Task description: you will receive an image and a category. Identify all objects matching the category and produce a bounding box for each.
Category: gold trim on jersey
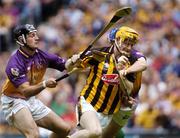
[131,72,142,97]
[18,49,29,58]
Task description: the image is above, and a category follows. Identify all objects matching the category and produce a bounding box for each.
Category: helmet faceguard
[13,24,37,46]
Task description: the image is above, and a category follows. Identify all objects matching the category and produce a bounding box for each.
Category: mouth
[35,41,39,45]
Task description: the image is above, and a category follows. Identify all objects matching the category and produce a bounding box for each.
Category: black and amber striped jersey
[80,46,146,115]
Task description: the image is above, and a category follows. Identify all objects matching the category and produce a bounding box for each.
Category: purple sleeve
[6,57,28,87]
[133,50,146,59]
[41,50,66,71]
[130,49,146,61]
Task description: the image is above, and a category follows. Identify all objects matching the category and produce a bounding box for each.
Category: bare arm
[114,55,134,94]
[17,78,57,98]
[119,74,133,95]
[126,57,147,74]
[117,56,145,108]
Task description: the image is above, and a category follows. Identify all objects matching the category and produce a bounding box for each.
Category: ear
[16,34,26,46]
[18,36,24,43]
[18,34,26,44]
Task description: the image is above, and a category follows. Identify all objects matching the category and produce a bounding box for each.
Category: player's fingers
[71,54,81,63]
[118,56,128,64]
[46,79,57,87]
[119,70,127,76]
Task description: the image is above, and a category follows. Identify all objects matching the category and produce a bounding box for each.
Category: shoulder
[36,48,59,58]
[6,52,26,76]
[7,50,23,66]
[36,48,49,56]
[131,49,146,59]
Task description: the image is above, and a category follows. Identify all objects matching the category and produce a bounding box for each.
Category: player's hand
[119,69,128,76]
[118,55,129,64]
[128,97,137,105]
[116,55,130,76]
[121,96,137,109]
[65,53,82,71]
[71,53,81,64]
[117,55,129,70]
[44,78,57,88]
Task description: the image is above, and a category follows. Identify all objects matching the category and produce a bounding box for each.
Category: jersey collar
[18,48,38,58]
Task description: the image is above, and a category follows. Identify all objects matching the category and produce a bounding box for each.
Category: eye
[28,32,36,38]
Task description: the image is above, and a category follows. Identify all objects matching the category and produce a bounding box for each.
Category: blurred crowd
[0,0,179,136]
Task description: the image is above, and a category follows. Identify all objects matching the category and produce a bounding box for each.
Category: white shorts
[77,96,134,128]
[0,94,51,125]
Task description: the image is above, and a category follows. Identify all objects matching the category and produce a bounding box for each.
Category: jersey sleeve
[131,49,146,60]
[6,58,28,88]
[126,50,146,82]
[80,51,102,68]
[41,50,66,71]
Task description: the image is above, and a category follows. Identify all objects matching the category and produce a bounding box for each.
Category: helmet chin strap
[17,34,36,52]
[114,39,131,57]
[114,39,123,57]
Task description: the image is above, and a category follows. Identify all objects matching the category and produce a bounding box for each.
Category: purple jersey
[2,48,66,98]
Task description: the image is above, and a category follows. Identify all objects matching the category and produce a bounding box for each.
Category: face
[26,31,39,49]
[114,37,135,57]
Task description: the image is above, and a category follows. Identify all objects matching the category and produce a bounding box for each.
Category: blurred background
[0,0,179,138]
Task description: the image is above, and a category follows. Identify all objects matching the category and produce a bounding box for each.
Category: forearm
[119,74,133,94]
[116,55,134,93]
[18,82,45,98]
[126,57,147,74]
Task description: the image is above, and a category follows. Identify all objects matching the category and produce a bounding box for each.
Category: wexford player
[0,24,79,138]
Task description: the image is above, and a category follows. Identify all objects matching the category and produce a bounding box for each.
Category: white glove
[119,69,128,76]
[71,54,80,64]
[65,53,82,71]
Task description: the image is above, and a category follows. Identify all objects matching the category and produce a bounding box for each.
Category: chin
[33,46,38,49]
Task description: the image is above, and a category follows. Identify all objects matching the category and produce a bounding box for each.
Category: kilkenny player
[69,26,147,138]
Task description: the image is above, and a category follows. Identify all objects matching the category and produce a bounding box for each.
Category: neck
[20,46,36,56]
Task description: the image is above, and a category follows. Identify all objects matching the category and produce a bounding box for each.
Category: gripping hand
[117,55,130,76]
[65,53,82,71]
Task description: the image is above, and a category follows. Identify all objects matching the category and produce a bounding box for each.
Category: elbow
[20,89,31,98]
[22,91,30,98]
[133,58,147,73]
[139,58,147,71]
[142,63,147,71]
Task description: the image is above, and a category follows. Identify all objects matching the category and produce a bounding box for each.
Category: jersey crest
[101,74,119,85]
[10,68,19,77]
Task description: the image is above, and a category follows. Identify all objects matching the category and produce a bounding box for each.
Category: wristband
[42,80,47,88]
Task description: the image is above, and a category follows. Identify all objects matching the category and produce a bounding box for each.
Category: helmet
[13,24,37,43]
[115,26,139,44]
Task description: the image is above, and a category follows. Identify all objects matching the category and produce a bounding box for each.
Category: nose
[126,44,132,50]
[35,35,39,40]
